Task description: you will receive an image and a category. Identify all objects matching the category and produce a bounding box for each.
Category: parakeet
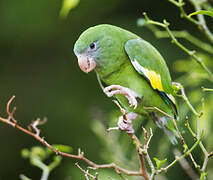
[73,24,178,144]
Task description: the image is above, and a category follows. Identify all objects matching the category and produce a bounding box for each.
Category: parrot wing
[125,38,177,116]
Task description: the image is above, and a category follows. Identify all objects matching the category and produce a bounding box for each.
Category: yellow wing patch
[131,59,164,91]
[145,69,164,91]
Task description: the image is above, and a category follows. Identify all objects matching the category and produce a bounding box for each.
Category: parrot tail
[161,125,178,145]
[149,112,178,145]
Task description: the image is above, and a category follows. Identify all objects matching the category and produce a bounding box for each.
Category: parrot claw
[117,112,138,134]
[104,85,141,109]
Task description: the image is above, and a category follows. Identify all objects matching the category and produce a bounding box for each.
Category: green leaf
[59,0,80,18]
[200,172,208,180]
[46,144,72,155]
[31,146,46,160]
[183,144,188,153]
[153,157,167,170]
[21,149,30,159]
[188,10,213,18]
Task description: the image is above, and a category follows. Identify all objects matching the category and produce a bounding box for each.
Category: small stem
[75,163,99,180]
[144,106,199,169]
[41,168,50,180]
[31,158,50,180]
[189,0,213,44]
[169,0,200,24]
[185,116,197,139]
[157,132,203,174]
[177,88,200,117]
[169,0,213,43]
[200,142,209,172]
[202,87,213,92]
[0,96,150,178]
[127,133,150,180]
[143,13,213,80]
[144,25,213,54]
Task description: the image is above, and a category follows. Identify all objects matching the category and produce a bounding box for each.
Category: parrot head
[73,24,134,76]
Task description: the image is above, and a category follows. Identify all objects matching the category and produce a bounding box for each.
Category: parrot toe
[104,85,141,109]
[117,112,138,134]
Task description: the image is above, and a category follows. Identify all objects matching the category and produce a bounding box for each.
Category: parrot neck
[97,60,133,86]
[96,62,125,80]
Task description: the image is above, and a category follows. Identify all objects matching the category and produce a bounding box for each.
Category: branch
[141,128,156,180]
[201,87,213,92]
[0,96,149,178]
[175,83,212,178]
[75,162,99,180]
[169,0,213,43]
[156,132,203,174]
[143,106,200,170]
[143,12,213,81]
[168,0,200,25]
[189,0,213,44]
[141,24,213,54]
[111,100,150,180]
[176,85,200,117]
[127,133,149,180]
[185,116,197,139]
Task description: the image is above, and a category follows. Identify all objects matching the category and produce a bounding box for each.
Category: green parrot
[73,24,178,144]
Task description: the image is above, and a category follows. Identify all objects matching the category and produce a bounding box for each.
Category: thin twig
[175,84,211,178]
[176,87,200,117]
[168,0,200,25]
[0,96,146,177]
[156,132,203,174]
[112,100,150,180]
[127,133,149,180]
[201,87,213,92]
[143,106,200,169]
[142,128,156,180]
[208,151,213,158]
[143,12,213,80]
[189,0,213,44]
[117,173,128,180]
[169,0,213,43]
[143,25,213,54]
[75,162,99,180]
[185,116,197,139]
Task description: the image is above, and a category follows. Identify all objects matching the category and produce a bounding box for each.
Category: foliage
[188,10,213,18]
[20,145,72,180]
[59,0,80,18]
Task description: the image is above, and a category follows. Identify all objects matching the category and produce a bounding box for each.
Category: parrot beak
[77,54,96,73]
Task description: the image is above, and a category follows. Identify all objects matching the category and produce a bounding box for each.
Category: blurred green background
[0,0,213,179]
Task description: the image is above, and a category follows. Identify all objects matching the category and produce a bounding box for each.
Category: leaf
[46,144,72,155]
[21,149,30,159]
[153,157,167,170]
[200,172,208,180]
[183,144,188,153]
[31,146,46,160]
[59,0,80,18]
[188,10,213,18]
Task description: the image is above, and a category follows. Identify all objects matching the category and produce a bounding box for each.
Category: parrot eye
[89,42,96,50]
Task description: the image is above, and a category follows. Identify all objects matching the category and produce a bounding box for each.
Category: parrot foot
[117,112,138,134]
[104,85,141,109]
